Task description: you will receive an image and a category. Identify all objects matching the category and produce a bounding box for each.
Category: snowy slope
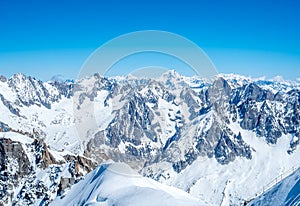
[249,167,300,206]
[0,74,81,155]
[142,128,300,205]
[51,163,208,206]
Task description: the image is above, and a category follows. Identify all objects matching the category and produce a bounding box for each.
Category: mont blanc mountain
[0,71,299,205]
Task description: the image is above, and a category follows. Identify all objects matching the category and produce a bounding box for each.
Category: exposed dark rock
[0,138,30,177]
[63,154,96,176]
[0,121,10,132]
[33,139,58,169]
[0,75,7,82]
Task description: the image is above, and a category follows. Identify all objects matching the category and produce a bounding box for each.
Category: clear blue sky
[0,0,300,80]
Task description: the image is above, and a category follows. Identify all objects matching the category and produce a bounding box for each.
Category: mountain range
[0,71,299,205]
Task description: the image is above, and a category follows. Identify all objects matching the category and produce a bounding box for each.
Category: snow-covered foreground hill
[249,167,300,205]
[0,72,300,205]
[51,163,208,206]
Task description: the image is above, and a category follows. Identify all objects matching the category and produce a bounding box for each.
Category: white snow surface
[249,167,300,205]
[0,131,34,144]
[51,163,209,206]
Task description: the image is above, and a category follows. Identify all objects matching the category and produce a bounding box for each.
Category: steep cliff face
[0,138,30,176]
[0,138,31,204]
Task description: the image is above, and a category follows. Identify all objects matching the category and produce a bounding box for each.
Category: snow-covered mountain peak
[160,69,182,79]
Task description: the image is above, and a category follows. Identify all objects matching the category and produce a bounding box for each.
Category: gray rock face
[233,83,300,146]
[214,132,252,164]
[0,122,10,132]
[0,138,30,204]
[0,138,30,176]
[107,93,155,147]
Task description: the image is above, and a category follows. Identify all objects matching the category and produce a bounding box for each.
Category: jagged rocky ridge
[77,73,299,171]
[1,72,300,168]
